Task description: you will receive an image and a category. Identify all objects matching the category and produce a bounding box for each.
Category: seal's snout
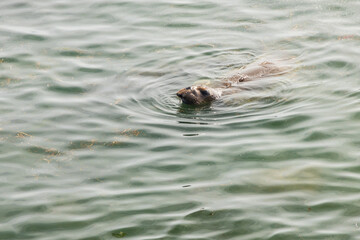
[176,87,189,99]
[176,88,191,104]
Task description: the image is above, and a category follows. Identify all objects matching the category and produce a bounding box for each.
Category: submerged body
[176,60,285,105]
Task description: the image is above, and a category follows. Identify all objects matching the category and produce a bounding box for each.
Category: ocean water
[1,0,360,239]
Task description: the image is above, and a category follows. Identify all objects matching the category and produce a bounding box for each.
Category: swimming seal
[176,60,285,105]
[176,86,222,105]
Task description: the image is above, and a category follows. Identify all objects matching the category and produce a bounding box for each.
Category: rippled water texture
[1,0,360,239]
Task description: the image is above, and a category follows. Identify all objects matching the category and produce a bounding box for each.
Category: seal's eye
[199,89,209,96]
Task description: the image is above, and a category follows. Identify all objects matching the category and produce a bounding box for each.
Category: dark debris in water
[112,231,126,238]
[47,84,88,95]
[16,131,32,138]
[185,209,216,219]
[0,76,21,86]
[182,133,199,137]
[116,128,144,137]
[67,138,140,150]
[27,146,63,156]
[68,139,97,150]
[178,121,209,125]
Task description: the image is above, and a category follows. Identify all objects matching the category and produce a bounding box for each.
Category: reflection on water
[1,0,360,239]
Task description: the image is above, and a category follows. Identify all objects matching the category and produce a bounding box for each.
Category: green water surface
[1,0,360,239]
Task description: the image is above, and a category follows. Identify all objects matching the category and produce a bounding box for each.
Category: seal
[176,60,285,105]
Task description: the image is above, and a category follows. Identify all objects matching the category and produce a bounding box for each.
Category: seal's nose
[176,92,182,98]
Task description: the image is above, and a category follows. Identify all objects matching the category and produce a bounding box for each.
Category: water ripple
[1,0,360,239]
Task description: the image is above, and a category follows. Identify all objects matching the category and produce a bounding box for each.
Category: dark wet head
[176,86,220,105]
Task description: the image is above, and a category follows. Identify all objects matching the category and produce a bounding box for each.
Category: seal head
[176,86,221,105]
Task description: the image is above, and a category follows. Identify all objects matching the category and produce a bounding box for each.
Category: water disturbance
[1,0,360,239]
